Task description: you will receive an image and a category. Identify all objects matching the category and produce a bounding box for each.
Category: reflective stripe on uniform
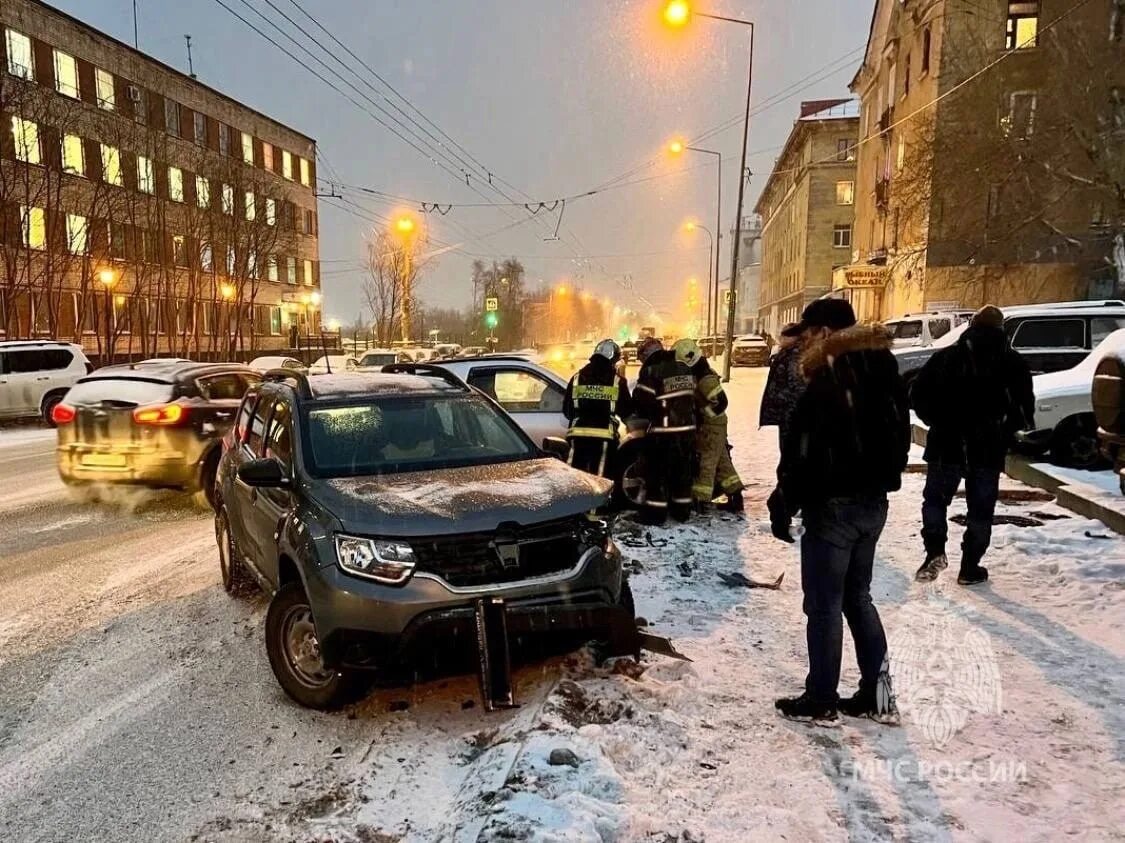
[645,500,669,509]
[650,425,696,434]
[573,383,619,402]
[634,383,657,394]
[701,406,719,418]
[658,389,695,401]
[671,497,694,505]
[720,474,744,492]
[705,384,724,401]
[567,425,615,440]
[692,483,714,499]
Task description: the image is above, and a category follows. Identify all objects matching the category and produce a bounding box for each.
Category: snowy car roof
[305,372,463,399]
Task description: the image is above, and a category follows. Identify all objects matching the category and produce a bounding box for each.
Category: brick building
[754,99,860,336]
[838,0,1124,321]
[0,0,321,359]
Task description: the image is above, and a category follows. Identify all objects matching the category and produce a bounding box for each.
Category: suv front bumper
[304,546,628,670]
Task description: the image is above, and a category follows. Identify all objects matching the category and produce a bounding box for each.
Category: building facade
[0,0,321,359]
[731,214,762,333]
[754,100,860,337]
[840,0,1124,321]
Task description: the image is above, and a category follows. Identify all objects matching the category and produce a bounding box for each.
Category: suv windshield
[358,352,397,368]
[303,394,536,477]
[888,321,924,341]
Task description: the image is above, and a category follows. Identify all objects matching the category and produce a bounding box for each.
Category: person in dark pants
[634,338,697,525]
[768,300,910,723]
[910,305,1034,585]
[562,339,633,477]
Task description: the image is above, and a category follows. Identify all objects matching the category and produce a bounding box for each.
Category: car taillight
[51,403,76,425]
[133,403,187,426]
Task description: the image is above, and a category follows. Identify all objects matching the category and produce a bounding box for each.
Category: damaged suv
[214,365,633,709]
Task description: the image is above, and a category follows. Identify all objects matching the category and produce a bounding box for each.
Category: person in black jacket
[768,299,910,724]
[910,305,1034,585]
[759,323,806,448]
[562,339,632,477]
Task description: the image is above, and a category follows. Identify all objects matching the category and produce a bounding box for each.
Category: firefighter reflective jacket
[563,355,633,440]
[634,349,697,433]
[693,361,729,427]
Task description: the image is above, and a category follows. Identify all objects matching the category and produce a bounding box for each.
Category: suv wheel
[41,392,64,427]
[1051,416,1104,470]
[266,582,357,710]
[194,450,221,511]
[216,509,252,594]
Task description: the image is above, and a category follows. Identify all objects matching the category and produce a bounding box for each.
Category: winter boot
[957,565,989,586]
[774,693,838,724]
[914,551,948,582]
[694,499,711,516]
[718,491,744,514]
[838,686,899,724]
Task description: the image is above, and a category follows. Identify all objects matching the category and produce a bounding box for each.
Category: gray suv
[214,365,633,709]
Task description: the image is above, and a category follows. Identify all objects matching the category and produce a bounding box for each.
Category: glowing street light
[219,282,236,300]
[394,215,416,235]
[310,291,322,307]
[556,285,569,296]
[663,0,692,27]
[97,267,117,287]
[668,139,685,156]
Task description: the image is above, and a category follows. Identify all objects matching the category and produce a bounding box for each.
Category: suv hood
[315,457,612,536]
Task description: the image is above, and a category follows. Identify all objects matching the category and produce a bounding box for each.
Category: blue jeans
[800,497,889,704]
[921,463,1000,568]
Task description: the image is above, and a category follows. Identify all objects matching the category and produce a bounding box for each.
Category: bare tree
[362,229,430,344]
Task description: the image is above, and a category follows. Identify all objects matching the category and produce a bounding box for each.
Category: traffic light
[484,311,499,330]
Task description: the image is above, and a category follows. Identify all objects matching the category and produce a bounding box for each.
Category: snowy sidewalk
[469,369,1124,841]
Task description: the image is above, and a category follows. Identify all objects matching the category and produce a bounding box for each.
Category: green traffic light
[484,312,499,329]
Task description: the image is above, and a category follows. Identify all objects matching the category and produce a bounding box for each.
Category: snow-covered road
[0,371,1121,842]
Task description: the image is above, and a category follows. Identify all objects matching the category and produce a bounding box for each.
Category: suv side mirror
[238,457,290,488]
[542,436,569,461]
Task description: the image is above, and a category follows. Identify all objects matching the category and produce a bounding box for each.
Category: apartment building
[0,0,321,358]
[754,100,860,337]
[839,0,1123,321]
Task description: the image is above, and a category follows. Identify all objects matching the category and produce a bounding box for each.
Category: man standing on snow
[563,339,632,477]
[759,323,806,448]
[768,300,910,724]
[910,305,1034,585]
[675,339,744,514]
[634,337,697,524]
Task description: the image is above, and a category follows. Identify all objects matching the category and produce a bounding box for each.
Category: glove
[767,487,795,544]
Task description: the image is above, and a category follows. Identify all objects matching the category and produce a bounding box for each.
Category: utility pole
[132,0,139,48]
[184,35,196,79]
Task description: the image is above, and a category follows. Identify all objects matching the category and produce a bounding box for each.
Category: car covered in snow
[884,311,972,349]
[730,334,770,367]
[1015,329,1125,468]
[308,354,359,374]
[213,364,633,709]
[248,355,306,373]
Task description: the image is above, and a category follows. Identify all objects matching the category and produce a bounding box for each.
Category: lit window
[53,49,79,98]
[266,198,276,226]
[61,133,85,176]
[267,255,278,282]
[168,166,184,202]
[11,116,40,164]
[1006,2,1039,50]
[227,246,236,275]
[66,214,88,254]
[262,142,273,171]
[286,256,297,285]
[241,131,254,164]
[222,183,234,215]
[193,112,206,147]
[304,259,314,285]
[20,206,46,250]
[165,99,181,137]
[137,156,155,194]
[172,235,188,267]
[196,176,211,208]
[5,29,34,80]
[95,68,115,110]
[299,157,310,186]
[101,144,122,186]
[282,150,293,180]
[245,191,256,221]
[833,224,852,248]
[836,181,855,205]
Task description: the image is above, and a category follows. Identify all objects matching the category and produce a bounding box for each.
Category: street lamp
[671,141,724,340]
[392,214,419,341]
[684,221,715,335]
[663,0,755,382]
[97,268,118,360]
[219,282,236,300]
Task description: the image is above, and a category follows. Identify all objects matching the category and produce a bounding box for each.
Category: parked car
[730,334,771,367]
[355,349,409,370]
[432,343,462,359]
[884,311,973,349]
[896,300,1125,386]
[308,354,359,374]
[248,356,306,373]
[53,361,259,506]
[698,335,727,358]
[1015,329,1125,468]
[213,366,633,709]
[0,340,91,425]
[436,355,569,446]
[458,346,489,358]
[1093,345,1125,492]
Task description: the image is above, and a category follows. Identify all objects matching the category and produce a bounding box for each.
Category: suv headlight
[334,535,416,584]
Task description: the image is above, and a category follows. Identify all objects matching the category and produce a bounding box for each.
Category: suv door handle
[36,376,51,381]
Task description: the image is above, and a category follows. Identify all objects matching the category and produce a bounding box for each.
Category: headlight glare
[334,535,416,584]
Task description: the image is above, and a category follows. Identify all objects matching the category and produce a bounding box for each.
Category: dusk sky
[55,0,871,324]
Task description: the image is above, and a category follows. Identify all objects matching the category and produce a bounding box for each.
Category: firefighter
[675,339,745,515]
[562,339,632,477]
[633,337,697,525]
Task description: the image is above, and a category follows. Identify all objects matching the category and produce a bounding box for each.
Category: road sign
[723,289,737,305]
[485,297,499,312]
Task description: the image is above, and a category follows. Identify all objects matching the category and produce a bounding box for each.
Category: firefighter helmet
[637,337,663,363]
[673,338,703,367]
[594,339,621,363]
